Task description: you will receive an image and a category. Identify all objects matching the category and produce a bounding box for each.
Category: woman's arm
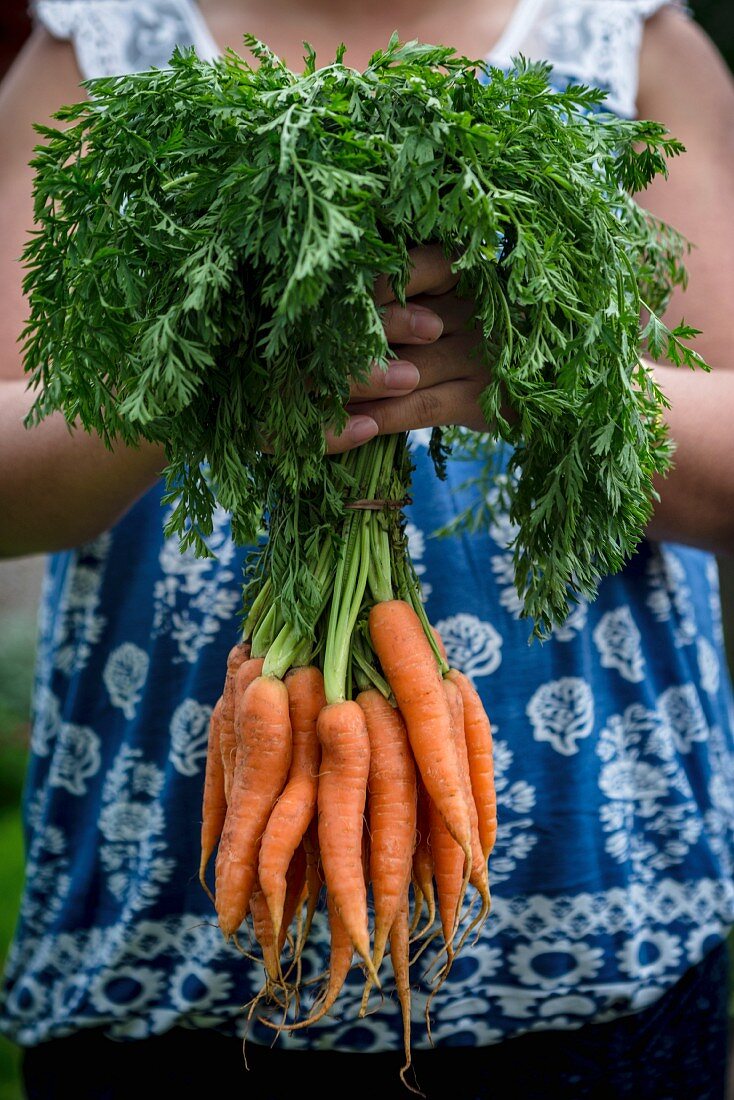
[0,29,166,558]
[634,6,734,553]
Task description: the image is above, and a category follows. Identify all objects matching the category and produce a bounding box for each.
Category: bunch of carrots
[199,590,496,1091]
[19,32,706,1096]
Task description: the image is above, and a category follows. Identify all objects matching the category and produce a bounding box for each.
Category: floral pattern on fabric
[3,434,734,1050]
[6,0,732,1055]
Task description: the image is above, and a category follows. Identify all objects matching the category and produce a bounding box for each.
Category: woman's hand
[325,244,492,453]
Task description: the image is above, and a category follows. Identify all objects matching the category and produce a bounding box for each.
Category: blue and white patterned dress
[3,0,733,1054]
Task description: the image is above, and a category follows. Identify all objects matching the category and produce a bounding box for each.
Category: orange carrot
[232,656,266,742]
[215,674,292,939]
[410,778,436,940]
[427,790,466,965]
[444,677,490,923]
[278,840,308,958]
[424,682,487,1029]
[297,815,323,957]
[356,688,417,1014]
[225,642,251,688]
[250,844,309,1000]
[199,696,226,900]
[218,642,252,802]
[258,666,324,944]
[446,669,497,862]
[390,895,422,1097]
[315,700,379,987]
[220,655,264,802]
[281,889,355,1030]
[420,781,468,1046]
[368,600,472,872]
[249,877,282,987]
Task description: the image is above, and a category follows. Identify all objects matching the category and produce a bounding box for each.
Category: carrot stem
[368,510,393,604]
[351,629,392,699]
[242,577,272,642]
[324,435,398,704]
[251,603,280,659]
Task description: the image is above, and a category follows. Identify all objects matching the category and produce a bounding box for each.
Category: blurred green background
[0,564,40,1100]
[0,2,733,1099]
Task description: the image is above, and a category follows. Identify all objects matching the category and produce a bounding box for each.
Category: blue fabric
[2,2,734,1056]
[2,434,734,1051]
[17,942,731,1098]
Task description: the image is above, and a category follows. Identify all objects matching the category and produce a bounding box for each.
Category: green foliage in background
[0,611,33,1099]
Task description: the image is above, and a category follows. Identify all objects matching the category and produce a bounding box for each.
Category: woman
[1,1,734,1097]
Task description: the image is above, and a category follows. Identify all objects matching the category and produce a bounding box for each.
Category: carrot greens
[19,35,712,1066]
[21,34,704,640]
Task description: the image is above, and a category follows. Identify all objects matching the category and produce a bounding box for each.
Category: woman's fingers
[375,244,475,345]
[346,375,490,437]
[349,323,482,405]
[324,414,380,455]
[374,243,460,306]
[323,283,485,452]
[410,291,477,334]
[348,359,421,402]
[381,291,476,345]
[381,303,444,344]
[326,332,491,452]
[386,329,486,397]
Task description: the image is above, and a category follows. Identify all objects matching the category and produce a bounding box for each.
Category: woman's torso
[4,0,733,1054]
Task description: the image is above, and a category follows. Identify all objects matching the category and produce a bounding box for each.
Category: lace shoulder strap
[30,0,690,111]
[30,0,219,79]
[488,0,691,118]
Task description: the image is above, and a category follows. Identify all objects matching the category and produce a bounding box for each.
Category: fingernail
[348,415,379,443]
[410,309,443,341]
[385,362,420,390]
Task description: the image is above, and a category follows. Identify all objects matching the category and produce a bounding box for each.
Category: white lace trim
[31,0,219,79]
[488,0,688,117]
[32,0,686,116]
